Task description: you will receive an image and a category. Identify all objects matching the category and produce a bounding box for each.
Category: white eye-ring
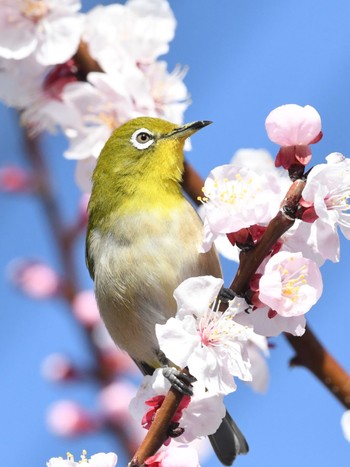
[130,128,155,150]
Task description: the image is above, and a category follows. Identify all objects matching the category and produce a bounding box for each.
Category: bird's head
[92,117,212,184]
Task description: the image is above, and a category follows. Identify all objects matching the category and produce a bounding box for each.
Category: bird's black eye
[136,132,151,144]
[130,128,155,150]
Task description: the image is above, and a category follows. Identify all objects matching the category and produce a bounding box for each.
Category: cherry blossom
[258,251,323,317]
[129,368,226,443]
[265,104,322,169]
[0,0,83,66]
[301,152,350,262]
[199,164,284,252]
[156,276,252,395]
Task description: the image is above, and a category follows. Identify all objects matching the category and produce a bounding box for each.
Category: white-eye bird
[86,117,248,465]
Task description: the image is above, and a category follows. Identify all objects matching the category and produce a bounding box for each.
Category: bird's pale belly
[89,203,221,365]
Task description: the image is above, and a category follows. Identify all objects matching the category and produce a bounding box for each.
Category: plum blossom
[341,410,350,442]
[0,0,83,66]
[82,0,176,76]
[8,259,61,299]
[156,276,252,395]
[258,251,323,317]
[301,152,350,262]
[199,164,284,252]
[265,104,322,169]
[235,305,306,337]
[72,289,100,328]
[245,333,269,393]
[41,353,76,382]
[46,400,98,436]
[145,445,200,467]
[129,368,226,443]
[47,451,117,467]
[0,165,33,192]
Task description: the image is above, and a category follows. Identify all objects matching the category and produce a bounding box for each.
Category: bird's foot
[162,366,196,396]
[218,287,237,304]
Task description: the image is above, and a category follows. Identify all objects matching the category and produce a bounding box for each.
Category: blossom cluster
[133,104,350,449]
[0,0,189,191]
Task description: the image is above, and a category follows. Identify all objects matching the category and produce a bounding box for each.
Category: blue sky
[1,0,350,466]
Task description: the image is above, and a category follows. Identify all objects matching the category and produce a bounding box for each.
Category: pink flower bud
[8,260,61,299]
[41,353,77,382]
[72,290,100,328]
[46,400,98,436]
[0,166,33,192]
[266,104,322,169]
[265,104,322,147]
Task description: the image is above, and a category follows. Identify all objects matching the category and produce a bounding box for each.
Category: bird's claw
[162,366,196,396]
[218,287,237,304]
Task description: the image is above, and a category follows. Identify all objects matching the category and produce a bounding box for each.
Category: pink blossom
[46,400,98,436]
[265,104,322,169]
[341,410,350,442]
[0,166,33,192]
[258,251,323,317]
[265,104,321,147]
[129,369,226,443]
[99,380,137,425]
[41,353,77,382]
[0,0,83,66]
[235,305,306,337]
[72,290,100,328]
[199,164,283,253]
[145,445,200,467]
[301,153,350,262]
[8,259,61,298]
[156,276,252,395]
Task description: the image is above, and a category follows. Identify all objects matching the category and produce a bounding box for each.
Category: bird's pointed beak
[163,120,212,140]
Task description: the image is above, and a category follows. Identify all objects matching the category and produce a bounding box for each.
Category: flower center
[21,0,49,21]
[325,185,350,213]
[279,263,307,302]
[84,104,120,131]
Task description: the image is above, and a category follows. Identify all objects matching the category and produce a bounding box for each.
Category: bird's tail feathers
[208,410,249,466]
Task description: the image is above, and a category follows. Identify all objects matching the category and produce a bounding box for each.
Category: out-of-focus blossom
[0,166,33,192]
[8,259,61,298]
[258,251,323,317]
[99,380,137,425]
[156,276,252,395]
[0,0,83,65]
[199,164,284,253]
[341,410,350,442]
[245,333,269,393]
[46,400,98,436]
[72,290,100,328]
[301,152,350,262]
[47,451,118,467]
[129,368,226,444]
[145,445,200,467]
[41,353,77,382]
[83,0,176,75]
[265,104,322,169]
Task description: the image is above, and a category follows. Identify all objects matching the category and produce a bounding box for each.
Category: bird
[85,116,248,465]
